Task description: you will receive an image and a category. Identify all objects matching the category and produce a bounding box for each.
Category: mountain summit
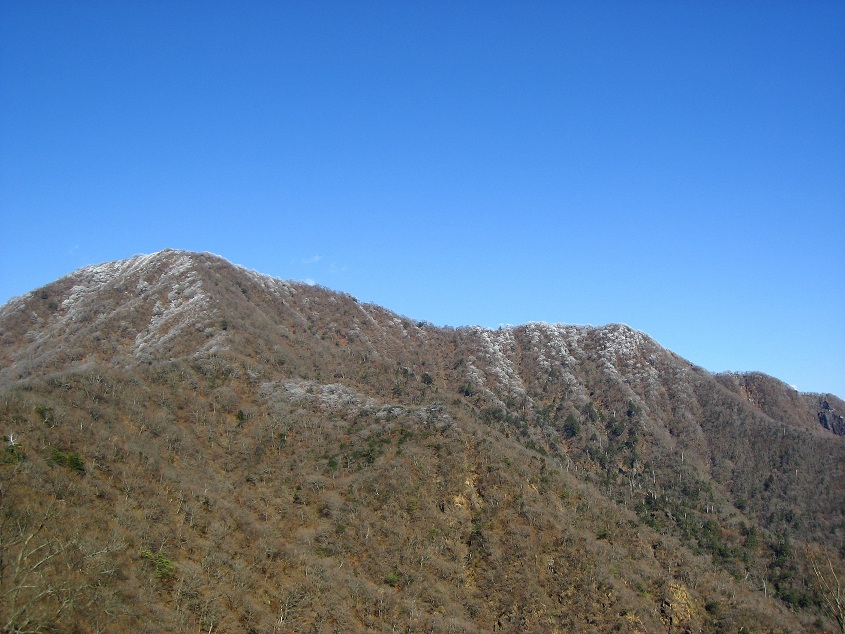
[1,250,843,633]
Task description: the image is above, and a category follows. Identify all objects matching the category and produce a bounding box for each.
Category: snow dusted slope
[0,249,437,383]
[0,249,839,441]
[1,250,244,379]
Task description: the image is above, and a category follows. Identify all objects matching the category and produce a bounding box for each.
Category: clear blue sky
[2,1,843,396]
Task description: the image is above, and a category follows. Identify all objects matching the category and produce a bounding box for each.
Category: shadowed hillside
[1,250,843,633]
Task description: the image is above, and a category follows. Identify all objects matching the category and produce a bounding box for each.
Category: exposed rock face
[662,582,697,633]
[817,398,845,435]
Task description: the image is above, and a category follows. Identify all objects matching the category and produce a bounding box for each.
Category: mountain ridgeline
[1,249,843,633]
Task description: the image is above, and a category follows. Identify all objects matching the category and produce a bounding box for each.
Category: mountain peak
[1,250,843,632]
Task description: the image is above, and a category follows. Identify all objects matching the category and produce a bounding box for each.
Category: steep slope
[715,371,845,436]
[1,250,843,633]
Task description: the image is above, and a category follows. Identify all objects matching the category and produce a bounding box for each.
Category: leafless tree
[0,499,70,632]
[806,544,845,633]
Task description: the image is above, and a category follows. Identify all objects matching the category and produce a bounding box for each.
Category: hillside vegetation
[1,250,843,633]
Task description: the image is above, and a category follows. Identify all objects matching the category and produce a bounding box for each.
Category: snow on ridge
[66,249,297,300]
[234,264,296,299]
[516,322,649,362]
[132,255,212,357]
[520,323,579,379]
[465,325,527,402]
[0,292,30,318]
[46,250,293,357]
[584,324,666,396]
[595,323,650,360]
[60,257,141,316]
[59,250,197,317]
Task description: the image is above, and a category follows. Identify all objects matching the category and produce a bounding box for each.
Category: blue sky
[1,1,843,396]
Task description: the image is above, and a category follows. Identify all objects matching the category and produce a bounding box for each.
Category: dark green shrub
[50,447,85,473]
[562,414,580,438]
[2,442,25,464]
[141,549,176,580]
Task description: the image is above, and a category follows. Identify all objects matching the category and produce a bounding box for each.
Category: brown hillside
[1,250,843,633]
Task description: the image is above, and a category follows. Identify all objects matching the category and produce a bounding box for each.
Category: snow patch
[464,326,528,404]
[264,379,455,431]
[128,253,213,357]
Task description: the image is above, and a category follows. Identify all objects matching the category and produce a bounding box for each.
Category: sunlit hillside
[1,250,843,633]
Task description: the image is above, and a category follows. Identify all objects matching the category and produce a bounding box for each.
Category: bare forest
[1,250,843,633]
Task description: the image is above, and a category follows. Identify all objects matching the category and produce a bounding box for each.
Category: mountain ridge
[2,248,838,399]
[2,249,840,445]
[1,249,843,632]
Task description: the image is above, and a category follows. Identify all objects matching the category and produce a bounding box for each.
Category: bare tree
[806,544,845,633]
[0,499,70,632]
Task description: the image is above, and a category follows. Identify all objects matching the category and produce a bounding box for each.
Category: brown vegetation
[0,249,843,632]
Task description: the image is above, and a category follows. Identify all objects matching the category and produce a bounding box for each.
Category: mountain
[1,249,843,633]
